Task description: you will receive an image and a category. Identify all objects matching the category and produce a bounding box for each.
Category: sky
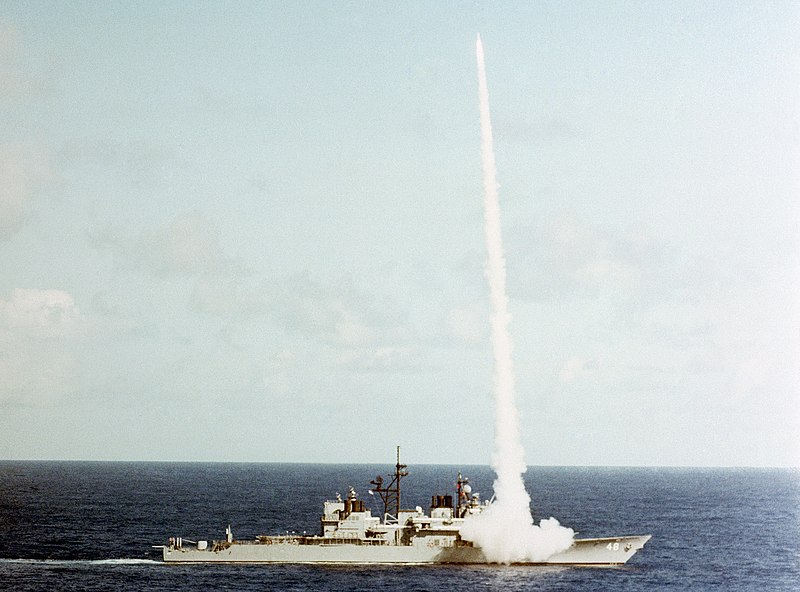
[1,1,798,466]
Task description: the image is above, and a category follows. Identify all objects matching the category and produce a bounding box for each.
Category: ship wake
[0,558,160,566]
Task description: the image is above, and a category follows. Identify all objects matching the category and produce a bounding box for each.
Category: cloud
[190,277,266,319]
[0,288,82,404]
[265,273,382,345]
[334,345,425,373]
[93,212,246,278]
[57,138,180,186]
[0,26,52,242]
[506,213,694,303]
[0,19,40,101]
[191,270,431,382]
[0,144,51,240]
[0,288,81,335]
[193,271,403,345]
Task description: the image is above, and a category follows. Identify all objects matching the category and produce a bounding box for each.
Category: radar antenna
[369,445,408,520]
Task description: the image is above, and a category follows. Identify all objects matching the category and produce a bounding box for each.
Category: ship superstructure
[159,449,651,565]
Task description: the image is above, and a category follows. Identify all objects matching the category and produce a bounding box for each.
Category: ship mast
[370,445,408,520]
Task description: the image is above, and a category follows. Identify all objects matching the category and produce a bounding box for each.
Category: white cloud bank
[0,288,80,334]
[0,288,82,403]
[0,145,51,240]
[93,212,246,278]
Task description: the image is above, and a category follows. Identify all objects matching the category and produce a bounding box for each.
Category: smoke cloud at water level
[458,34,574,563]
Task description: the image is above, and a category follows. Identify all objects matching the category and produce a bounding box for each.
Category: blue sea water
[0,462,798,591]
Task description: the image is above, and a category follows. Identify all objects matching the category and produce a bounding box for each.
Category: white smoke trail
[459,34,574,563]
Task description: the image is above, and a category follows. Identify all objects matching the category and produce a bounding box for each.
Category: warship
[158,449,651,565]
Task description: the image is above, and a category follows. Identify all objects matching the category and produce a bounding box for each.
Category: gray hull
[162,535,651,565]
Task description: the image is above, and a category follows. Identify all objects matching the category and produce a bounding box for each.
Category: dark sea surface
[0,463,798,591]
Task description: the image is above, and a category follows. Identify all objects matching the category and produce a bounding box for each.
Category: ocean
[1,462,798,591]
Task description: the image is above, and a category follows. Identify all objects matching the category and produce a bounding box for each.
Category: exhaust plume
[458,34,574,563]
